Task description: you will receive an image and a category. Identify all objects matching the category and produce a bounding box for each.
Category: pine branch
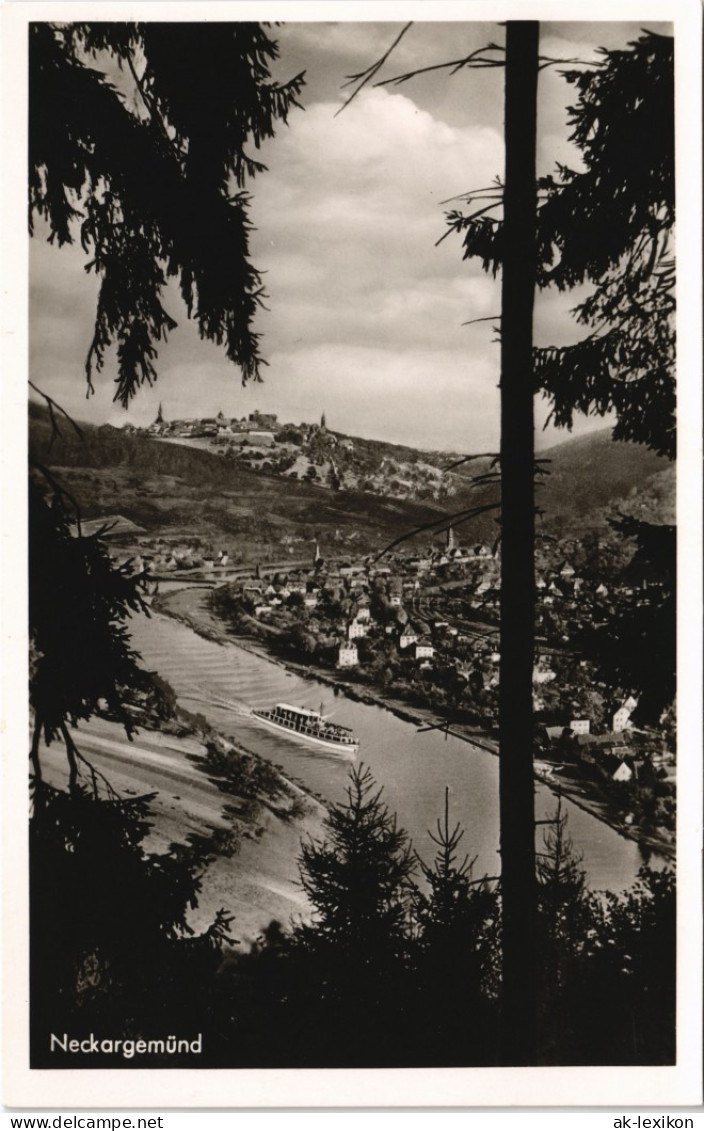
[30,460,84,535]
[29,382,85,445]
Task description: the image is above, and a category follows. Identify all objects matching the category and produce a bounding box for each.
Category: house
[248,411,278,430]
[337,643,359,668]
[533,666,556,684]
[356,605,371,622]
[415,642,435,661]
[348,620,368,640]
[569,719,591,736]
[469,544,487,559]
[541,725,568,745]
[613,704,634,733]
[599,755,634,783]
[399,628,418,650]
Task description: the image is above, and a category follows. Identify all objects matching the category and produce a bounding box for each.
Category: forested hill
[29,401,672,557]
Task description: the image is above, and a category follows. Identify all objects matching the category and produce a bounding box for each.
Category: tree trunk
[498,20,540,1066]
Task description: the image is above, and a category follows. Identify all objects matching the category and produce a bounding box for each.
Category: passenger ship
[251,702,359,754]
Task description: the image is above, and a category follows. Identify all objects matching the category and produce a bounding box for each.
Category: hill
[29,401,673,561]
[28,403,452,561]
[532,429,672,527]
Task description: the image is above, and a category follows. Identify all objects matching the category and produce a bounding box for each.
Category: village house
[347,619,369,640]
[599,755,635,784]
[613,700,637,733]
[533,663,556,684]
[415,641,435,661]
[337,642,359,668]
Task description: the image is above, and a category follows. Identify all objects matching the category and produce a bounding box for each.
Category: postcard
[2,0,702,1112]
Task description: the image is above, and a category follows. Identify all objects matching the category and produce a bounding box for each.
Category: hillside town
[129,406,459,502]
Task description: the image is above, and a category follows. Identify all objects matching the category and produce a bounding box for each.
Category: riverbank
[153,584,673,862]
[39,708,326,943]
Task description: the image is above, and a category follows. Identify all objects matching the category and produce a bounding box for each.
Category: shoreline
[152,585,674,863]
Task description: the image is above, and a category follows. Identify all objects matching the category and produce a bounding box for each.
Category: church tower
[320,411,327,432]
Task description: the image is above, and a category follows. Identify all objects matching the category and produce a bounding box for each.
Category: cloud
[28,27,617,454]
[251,85,503,370]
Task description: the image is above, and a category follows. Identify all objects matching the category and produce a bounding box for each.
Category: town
[126,406,462,503]
[103,501,675,854]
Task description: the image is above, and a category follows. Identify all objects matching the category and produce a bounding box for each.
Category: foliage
[211,767,674,1067]
[412,790,501,1061]
[297,764,415,959]
[201,738,286,801]
[577,515,675,724]
[30,780,233,1066]
[29,22,304,405]
[28,474,153,758]
[574,867,676,1065]
[450,32,675,457]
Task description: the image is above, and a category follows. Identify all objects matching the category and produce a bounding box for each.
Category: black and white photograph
[2,0,702,1111]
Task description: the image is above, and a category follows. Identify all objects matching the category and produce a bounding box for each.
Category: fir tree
[413,788,500,1064]
[29,22,305,405]
[298,763,415,959]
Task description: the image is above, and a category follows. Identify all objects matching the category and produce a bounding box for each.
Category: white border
[2,0,702,1110]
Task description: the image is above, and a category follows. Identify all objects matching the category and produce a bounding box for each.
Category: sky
[29,19,671,454]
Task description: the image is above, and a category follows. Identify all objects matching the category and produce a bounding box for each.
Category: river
[127,594,650,893]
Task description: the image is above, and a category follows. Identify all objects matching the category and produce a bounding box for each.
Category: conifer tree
[413,789,500,1063]
[30,21,305,404]
[298,764,415,960]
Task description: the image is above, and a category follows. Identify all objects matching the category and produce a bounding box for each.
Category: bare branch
[336,22,413,116]
[443,452,499,472]
[439,185,503,206]
[537,55,603,71]
[373,500,500,561]
[376,44,505,89]
[462,314,502,327]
